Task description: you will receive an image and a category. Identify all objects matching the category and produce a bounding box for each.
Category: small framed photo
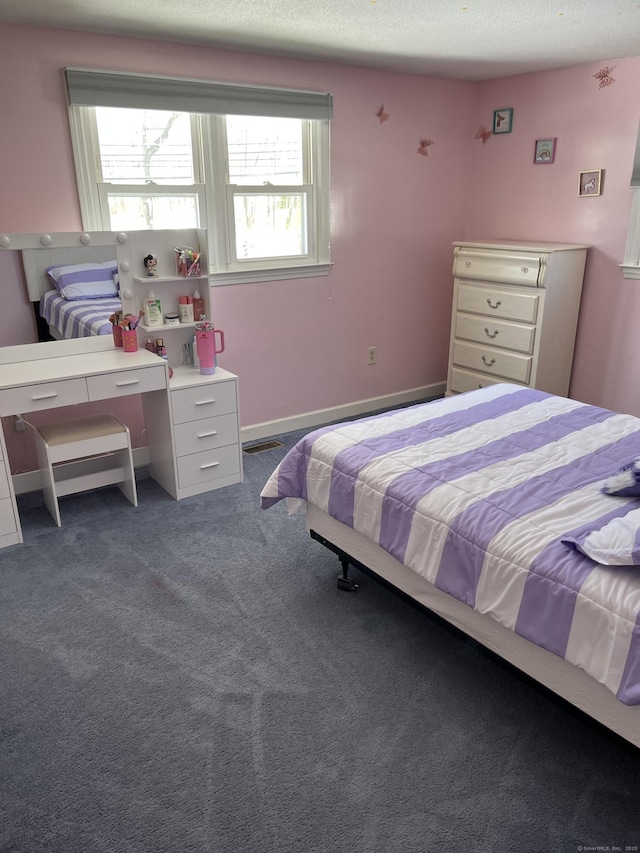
[579,169,602,197]
[533,138,556,164]
[493,108,513,134]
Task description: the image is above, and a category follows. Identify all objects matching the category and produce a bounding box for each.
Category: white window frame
[68,105,331,285]
[621,190,640,279]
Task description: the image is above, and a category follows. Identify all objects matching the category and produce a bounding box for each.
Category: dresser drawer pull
[195,399,216,407]
[200,461,220,470]
[115,379,140,387]
[465,261,471,267]
[31,392,58,401]
[482,356,496,367]
[521,267,529,273]
[197,430,218,439]
[484,327,499,339]
[487,299,502,309]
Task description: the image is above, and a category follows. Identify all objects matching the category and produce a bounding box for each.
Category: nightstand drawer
[174,412,239,457]
[0,498,17,537]
[0,378,89,416]
[453,341,532,384]
[454,249,541,286]
[171,381,237,424]
[456,283,539,324]
[87,365,166,401]
[454,313,536,354]
[176,443,241,489]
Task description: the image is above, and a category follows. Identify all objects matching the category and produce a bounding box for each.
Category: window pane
[226,116,303,185]
[107,195,200,230]
[95,108,194,185]
[233,193,307,259]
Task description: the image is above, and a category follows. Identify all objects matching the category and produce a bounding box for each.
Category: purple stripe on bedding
[327,388,545,528]
[435,424,640,608]
[516,502,639,658]
[378,403,613,564]
[617,612,640,705]
[259,424,343,509]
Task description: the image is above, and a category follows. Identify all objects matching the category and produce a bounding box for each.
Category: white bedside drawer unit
[447,241,589,397]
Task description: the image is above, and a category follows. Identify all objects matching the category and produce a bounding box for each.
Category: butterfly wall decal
[475,125,492,144]
[376,105,390,124]
[594,66,615,88]
[417,138,433,157]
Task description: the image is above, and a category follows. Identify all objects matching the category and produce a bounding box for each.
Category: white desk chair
[33,414,138,527]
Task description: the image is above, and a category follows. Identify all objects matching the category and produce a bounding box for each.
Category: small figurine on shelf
[143,254,158,276]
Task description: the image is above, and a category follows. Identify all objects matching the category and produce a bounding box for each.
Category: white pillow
[562,507,640,566]
[46,260,118,300]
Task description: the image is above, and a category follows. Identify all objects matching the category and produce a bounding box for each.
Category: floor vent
[243,440,284,455]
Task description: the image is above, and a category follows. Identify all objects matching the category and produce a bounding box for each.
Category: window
[66,69,332,284]
[622,120,640,279]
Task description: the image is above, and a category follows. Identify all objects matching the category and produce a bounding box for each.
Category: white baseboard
[240,381,446,444]
[13,446,151,496]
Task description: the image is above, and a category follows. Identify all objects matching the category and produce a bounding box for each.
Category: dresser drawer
[174,412,239,457]
[457,283,539,324]
[453,341,532,384]
[0,498,17,537]
[453,249,541,286]
[171,381,237,425]
[454,313,536,354]
[87,365,166,402]
[176,442,241,489]
[449,368,505,394]
[0,378,88,416]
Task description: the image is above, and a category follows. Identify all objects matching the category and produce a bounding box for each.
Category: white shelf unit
[118,229,243,500]
[119,229,210,369]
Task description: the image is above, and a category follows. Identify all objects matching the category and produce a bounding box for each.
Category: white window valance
[64,67,333,121]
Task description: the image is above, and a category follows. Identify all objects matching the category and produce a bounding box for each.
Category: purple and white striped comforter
[40,290,121,338]
[261,384,640,705]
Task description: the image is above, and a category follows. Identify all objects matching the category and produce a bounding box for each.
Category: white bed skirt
[305,503,640,750]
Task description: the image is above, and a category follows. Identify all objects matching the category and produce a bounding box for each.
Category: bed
[22,244,120,340]
[260,383,640,749]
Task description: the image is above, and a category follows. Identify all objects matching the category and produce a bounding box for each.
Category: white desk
[0,336,242,548]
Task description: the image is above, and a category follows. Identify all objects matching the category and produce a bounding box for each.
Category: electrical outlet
[368,346,377,365]
[14,415,26,432]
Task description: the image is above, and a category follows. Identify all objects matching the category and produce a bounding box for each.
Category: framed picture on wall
[493,108,513,134]
[533,138,556,164]
[579,169,603,196]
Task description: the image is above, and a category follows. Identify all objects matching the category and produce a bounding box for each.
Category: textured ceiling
[1,0,639,80]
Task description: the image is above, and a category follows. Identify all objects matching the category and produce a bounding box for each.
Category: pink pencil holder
[112,324,123,347]
[122,328,138,352]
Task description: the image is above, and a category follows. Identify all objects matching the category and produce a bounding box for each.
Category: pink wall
[3,22,640,479]
[468,58,640,416]
[0,23,473,436]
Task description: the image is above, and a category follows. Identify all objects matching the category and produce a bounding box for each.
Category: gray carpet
[1,420,640,853]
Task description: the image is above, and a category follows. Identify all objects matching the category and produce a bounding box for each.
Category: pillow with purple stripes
[46,260,118,301]
[562,507,640,566]
[602,457,640,498]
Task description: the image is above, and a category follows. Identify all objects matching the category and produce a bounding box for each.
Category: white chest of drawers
[446,240,589,397]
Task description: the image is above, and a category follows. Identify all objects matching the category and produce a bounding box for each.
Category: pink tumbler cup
[195,322,225,375]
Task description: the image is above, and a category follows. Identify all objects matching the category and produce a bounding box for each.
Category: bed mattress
[40,290,122,338]
[261,384,640,706]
